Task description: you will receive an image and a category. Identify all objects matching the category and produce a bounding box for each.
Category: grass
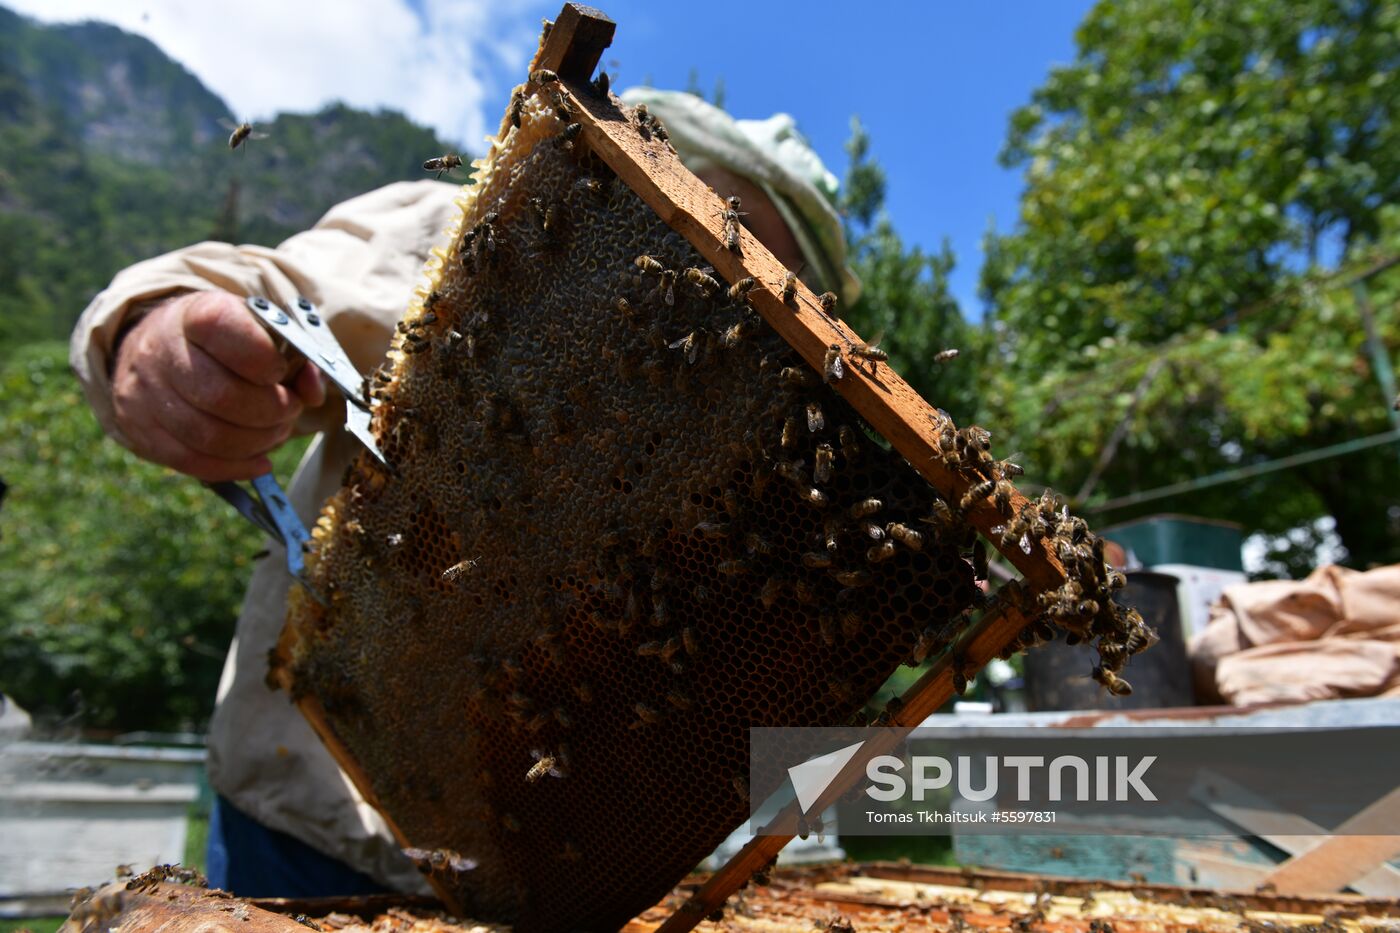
[0,916,64,933]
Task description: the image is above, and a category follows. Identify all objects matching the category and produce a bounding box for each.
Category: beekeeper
[70,89,858,897]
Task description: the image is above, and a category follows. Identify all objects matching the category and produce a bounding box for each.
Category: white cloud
[7,0,554,148]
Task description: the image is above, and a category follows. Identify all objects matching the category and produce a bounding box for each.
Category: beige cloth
[1189,563,1400,706]
[69,179,462,891]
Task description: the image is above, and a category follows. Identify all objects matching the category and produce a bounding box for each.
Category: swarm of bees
[279,48,1138,933]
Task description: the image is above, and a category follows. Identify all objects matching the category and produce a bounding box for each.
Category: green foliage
[840,118,978,421]
[981,0,1400,568]
[0,343,309,731]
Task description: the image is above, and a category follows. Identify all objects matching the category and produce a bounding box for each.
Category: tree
[981,0,1400,568]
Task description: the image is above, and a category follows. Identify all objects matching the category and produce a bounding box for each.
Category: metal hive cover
[276,34,985,933]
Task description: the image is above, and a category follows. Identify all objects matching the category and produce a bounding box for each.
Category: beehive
[275,11,1148,933]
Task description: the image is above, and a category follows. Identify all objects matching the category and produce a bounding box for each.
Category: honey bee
[801,486,829,507]
[572,681,594,704]
[838,424,862,461]
[850,498,883,519]
[681,626,701,655]
[1125,624,1158,655]
[1107,569,1127,590]
[223,119,268,150]
[933,348,959,364]
[828,679,855,704]
[530,68,559,85]
[780,416,799,450]
[819,611,838,646]
[867,540,897,563]
[694,521,730,539]
[997,458,1025,478]
[525,753,558,783]
[440,556,480,583]
[667,690,693,711]
[631,702,663,727]
[509,88,525,128]
[806,401,825,432]
[823,345,845,383]
[832,568,873,587]
[722,487,741,519]
[634,254,666,274]
[851,340,888,367]
[636,640,664,657]
[776,458,806,485]
[971,539,989,579]
[859,520,885,541]
[720,195,745,251]
[1092,665,1133,697]
[794,579,818,604]
[952,666,969,696]
[423,153,464,179]
[659,268,677,305]
[386,532,404,549]
[669,331,699,364]
[721,317,755,348]
[732,775,750,802]
[959,479,995,510]
[823,516,842,552]
[814,443,835,483]
[558,122,582,148]
[593,70,610,96]
[684,267,720,295]
[718,559,751,576]
[803,551,834,569]
[652,595,668,627]
[550,89,574,121]
[781,366,817,388]
[727,276,756,302]
[887,523,924,551]
[993,480,1016,517]
[817,291,839,316]
[780,271,798,303]
[745,532,774,556]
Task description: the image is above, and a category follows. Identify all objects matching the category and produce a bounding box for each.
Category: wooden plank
[534,3,615,83]
[1192,770,1400,896]
[1263,785,1400,896]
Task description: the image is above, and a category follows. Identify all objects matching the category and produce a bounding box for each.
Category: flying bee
[806,401,825,432]
[823,345,845,383]
[635,254,666,274]
[817,291,839,316]
[780,271,798,303]
[423,153,464,179]
[887,523,924,551]
[525,753,558,783]
[221,118,268,150]
[530,68,559,85]
[509,87,526,127]
[997,458,1025,478]
[813,443,835,483]
[867,540,897,563]
[850,498,883,519]
[1125,624,1159,655]
[832,568,873,587]
[781,366,817,388]
[960,479,995,510]
[727,276,756,302]
[933,348,959,364]
[684,267,720,295]
[669,331,699,364]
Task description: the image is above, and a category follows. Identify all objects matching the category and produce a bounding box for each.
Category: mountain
[0,5,466,349]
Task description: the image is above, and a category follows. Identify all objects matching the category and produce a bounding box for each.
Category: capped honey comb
[278,79,981,930]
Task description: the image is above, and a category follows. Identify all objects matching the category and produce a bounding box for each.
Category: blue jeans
[206,795,389,897]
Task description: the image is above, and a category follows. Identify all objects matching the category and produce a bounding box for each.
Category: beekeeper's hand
[111,290,325,482]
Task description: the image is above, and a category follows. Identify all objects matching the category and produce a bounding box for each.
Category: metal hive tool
[273,7,1151,932]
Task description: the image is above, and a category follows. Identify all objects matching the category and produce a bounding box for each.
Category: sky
[8,0,1095,314]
